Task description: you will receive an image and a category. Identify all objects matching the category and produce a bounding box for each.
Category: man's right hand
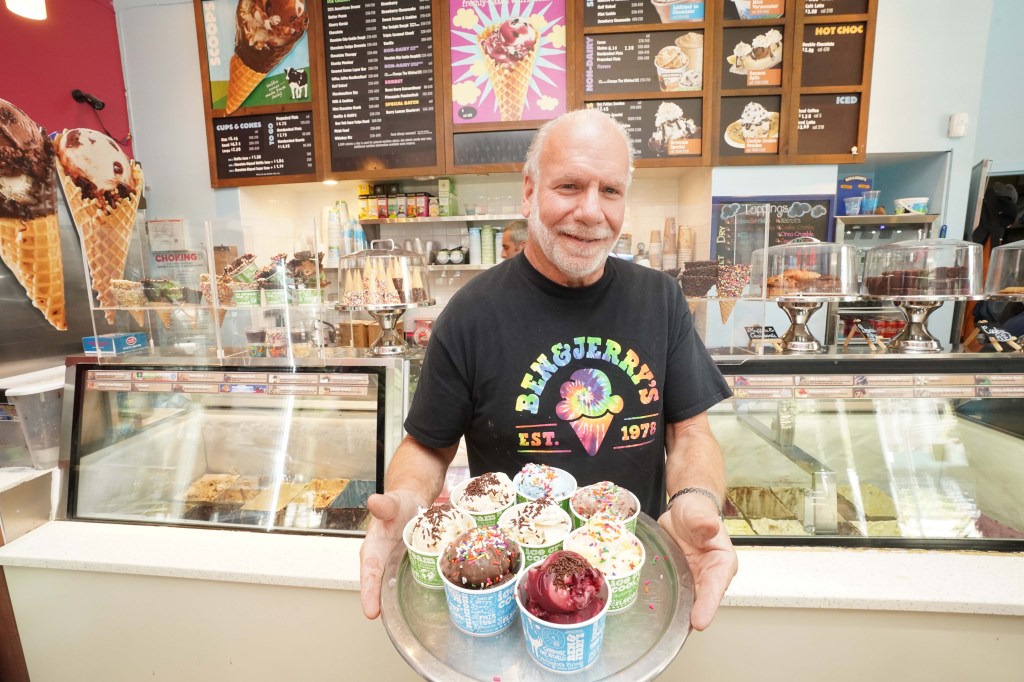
[359,489,421,619]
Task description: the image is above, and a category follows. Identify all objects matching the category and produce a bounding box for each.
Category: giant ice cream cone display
[53,129,143,326]
[226,0,309,114]
[478,18,538,122]
[556,369,623,457]
[0,99,66,330]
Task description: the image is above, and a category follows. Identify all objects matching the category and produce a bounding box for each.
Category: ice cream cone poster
[52,129,144,325]
[450,1,567,124]
[0,98,66,330]
[200,0,311,114]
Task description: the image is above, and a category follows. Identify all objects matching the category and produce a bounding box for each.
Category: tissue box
[82,332,149,354]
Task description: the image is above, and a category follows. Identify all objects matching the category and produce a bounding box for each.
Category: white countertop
[0,519,1022,615]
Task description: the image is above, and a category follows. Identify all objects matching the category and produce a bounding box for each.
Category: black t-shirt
[405,253,732,517]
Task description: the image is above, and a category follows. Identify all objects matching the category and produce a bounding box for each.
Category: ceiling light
[322,180,338,186]
[5,0,47,20]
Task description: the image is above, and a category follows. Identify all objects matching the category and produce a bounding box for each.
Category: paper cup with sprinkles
[403,503,476,589]
[569,481,641,533]
[449,472,516,528]
[513,463,577,512]
[438,527,524,636]
[498,498,573,568]
[563,514,646,612]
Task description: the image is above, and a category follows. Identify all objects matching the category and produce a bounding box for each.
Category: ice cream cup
[293,288,324,305]
[438,546,523,636]
[656,63,689,92]
[232,289,260,306]
[514,570,611,673]
[450,478,514,528]
[514,467,577,513]
[565,526,646,612]
[263,289,287,306]
[230,259,259,283]
[651,0,704,23]
[403,512,477,589]
[843,196,863,216]
[498,503,573,567]
[894,197,929,214]
[569,486,641,533]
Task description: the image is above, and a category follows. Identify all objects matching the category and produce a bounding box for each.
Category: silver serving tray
[381,514,694,681]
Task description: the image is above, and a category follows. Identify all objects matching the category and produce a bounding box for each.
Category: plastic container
[984,242,1024,299]
[843,196,862,215]
[862,239,982,298]
[894,197,929,214]
[5,377,64,469]
[749,240,859,298]
[861,190,881,212]
[338,240,433,308]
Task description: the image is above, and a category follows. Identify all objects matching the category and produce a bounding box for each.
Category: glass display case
[712,354,1024,550]
[59,354,409,536]
[985,242,1024,299]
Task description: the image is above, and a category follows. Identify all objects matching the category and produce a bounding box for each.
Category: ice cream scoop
[499,497,572,546]
[571,481,638,522]
[55,128,137,210]
[0,100,56,219]
[453,471,515,513]
[227,0,310,113]
[480,17,537,65]
[515,463,577,502]
[440,527,521,589]
[408,503,475,554]
[564,513,644,578]
[524,550,606,624]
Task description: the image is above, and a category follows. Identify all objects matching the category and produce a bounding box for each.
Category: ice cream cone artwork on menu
[0,99,66,331]
[53,129,143,325]
[226,0,309,114]
[478,18,538,122]
[555,368,624,456]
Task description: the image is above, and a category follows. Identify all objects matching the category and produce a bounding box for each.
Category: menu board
[719,95,781,157]
[797,93,860,155]
[592,100,703,159]
[212,112,315,180]
[449,0,567,125]
[585,31,704,95]
[723,0,784,20]
[584,0,705,26]
[800,22,866,87]
[803,0,868,16]
[710,195,833,265]
[323,0,437,172]
[721,26,785,88]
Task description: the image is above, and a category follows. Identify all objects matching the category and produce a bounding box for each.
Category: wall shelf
[360,214,522,224]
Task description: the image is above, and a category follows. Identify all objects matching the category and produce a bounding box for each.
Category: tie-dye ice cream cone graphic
[556,369,623,456]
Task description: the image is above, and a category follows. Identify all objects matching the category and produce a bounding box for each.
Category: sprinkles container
[514,567,611,673]
[564,518,646,612]
[569,481,641,533]
[438,528,523,636]
[498,501,573,568]
[513,464,577,512]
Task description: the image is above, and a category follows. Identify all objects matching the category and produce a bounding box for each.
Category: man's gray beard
[527,199,614,280]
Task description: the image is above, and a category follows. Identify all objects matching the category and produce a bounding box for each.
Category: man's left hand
[658,493,738,631]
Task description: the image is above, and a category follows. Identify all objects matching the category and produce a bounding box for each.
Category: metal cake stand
[380,514,694,681]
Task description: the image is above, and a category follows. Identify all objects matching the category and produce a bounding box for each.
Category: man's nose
[574,186,603,224]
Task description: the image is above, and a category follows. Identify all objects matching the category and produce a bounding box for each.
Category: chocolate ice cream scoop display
[862,239,983,353]
[337,240,434,355]
[226,0,309,114]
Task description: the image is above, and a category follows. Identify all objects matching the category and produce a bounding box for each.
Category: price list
[802,0,868,16]
[213,112,315,180]
[323,0,437,172]
[584,0,704,26]
[801,22,866,87]
[592,99,703,159]
[797,93,860,155]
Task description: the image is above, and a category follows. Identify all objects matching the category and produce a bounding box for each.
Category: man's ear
[522,175,535,218]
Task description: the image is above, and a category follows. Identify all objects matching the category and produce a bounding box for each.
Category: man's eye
[603,187,622,195]
[558,183,577,190]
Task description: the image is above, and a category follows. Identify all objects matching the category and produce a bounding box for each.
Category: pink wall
[0,0,133,156]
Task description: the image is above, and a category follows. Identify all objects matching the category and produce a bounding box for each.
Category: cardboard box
[438,195,458,217]
[437,178,455,195]
[82,332,149,355]
[357,182,372,195]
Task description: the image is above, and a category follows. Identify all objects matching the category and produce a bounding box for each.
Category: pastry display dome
[984,242,1024,300]
[750,240,859,298]
[861,239,983,299]
[338,240,433,309]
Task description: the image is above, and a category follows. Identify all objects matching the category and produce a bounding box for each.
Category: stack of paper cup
[677,226,694,264]
[663,218,678,270]
[649,229,663,269]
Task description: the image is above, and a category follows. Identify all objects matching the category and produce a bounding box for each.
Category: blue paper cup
[439,549,523,636]
[515,569,611,673]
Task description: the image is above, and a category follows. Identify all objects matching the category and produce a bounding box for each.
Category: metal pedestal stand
[338,300,435,356]
[778,300,826,353]
[888,299,945,353]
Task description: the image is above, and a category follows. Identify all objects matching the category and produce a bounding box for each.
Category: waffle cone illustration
[477,18,538,122]
[54,138,143,326]
[719,299,737,324]
[567,413,615,457]
[0,214,66,330]
[225,0,309,114]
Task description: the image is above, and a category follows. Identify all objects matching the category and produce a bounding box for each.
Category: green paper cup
[513,466,577,513]
[230,259,259,283]
[569,484,641,533]
[450,478,514,528]
[232,290,260,307]
[403,511,476,589]
[293,288,324,305]
[263,289,286,306]
[564,524,646,612]
[497,502,572,567]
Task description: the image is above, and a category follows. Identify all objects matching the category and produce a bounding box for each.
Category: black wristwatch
[667,487,724,519]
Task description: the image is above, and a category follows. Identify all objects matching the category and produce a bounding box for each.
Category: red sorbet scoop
[525,550,606,624]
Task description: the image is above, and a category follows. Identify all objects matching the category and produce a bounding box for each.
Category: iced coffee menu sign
[802,0,868,16]
[213,111,315,179]
[323,0,437,172]
[800,22,866,87]
[592,100,702,159]
[585,31,704,95]
[584,0,704,26]
[797,93,860,155]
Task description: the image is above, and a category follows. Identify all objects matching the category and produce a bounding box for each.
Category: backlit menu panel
[213,112,315,180]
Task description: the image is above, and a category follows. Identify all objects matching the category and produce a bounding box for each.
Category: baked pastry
[177,474,239,503]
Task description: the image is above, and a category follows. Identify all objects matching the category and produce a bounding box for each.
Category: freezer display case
[711,354,1024,550]
[59,355,408,536]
